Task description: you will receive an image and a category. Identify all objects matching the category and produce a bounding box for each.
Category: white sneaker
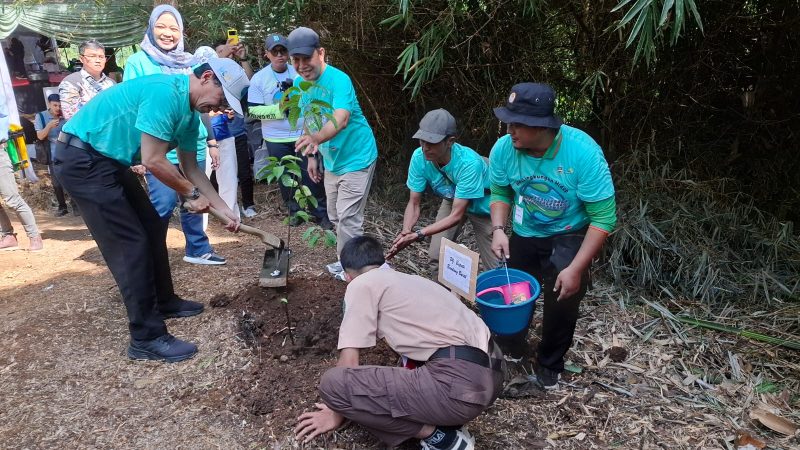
[420,428,475,450]
[326,261,343,274]
[242,206,257,218]
[183,252,227,265]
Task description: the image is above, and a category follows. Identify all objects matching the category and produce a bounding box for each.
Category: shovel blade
[259,247,290,287]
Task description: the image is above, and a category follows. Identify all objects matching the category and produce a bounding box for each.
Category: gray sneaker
[326,261,343,274]
[183,252,226,265]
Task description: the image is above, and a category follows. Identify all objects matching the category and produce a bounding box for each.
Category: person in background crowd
[34,93,75,217]
[124,4,226,265]
[489,83,617,389]
[209,108,240,218]
[59,39,116,120]
[9,38,26,77]
[288,27,378,280]
[1,89,43,251]
[248,33,328,227]
[387,109,497,274]
[295,236,503,450]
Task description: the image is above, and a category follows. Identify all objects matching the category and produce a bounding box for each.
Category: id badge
[514,205,524,224]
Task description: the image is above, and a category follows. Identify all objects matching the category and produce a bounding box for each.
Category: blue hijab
[139,5,197,72]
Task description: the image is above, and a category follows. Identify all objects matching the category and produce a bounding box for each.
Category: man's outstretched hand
[294,403,345,443]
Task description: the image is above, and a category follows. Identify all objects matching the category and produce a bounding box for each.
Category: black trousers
[53,139,178,340]
[234,134,255,209]
[495,228,588,372]
[265,140,327,220]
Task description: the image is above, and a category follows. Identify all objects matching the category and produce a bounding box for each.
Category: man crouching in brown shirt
[295,235,504,449]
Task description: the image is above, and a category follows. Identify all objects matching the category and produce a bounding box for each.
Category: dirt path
[1,192,798,449]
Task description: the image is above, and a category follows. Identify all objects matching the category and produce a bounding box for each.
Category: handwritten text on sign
[443,246,473,294]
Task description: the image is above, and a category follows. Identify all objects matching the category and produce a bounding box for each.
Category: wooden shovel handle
[186,202,283,249]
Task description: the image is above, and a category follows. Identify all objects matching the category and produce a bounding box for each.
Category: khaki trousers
[323,162,376,255]
[428,198,497,272]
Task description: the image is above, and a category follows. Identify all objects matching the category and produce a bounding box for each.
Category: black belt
[57,132,91,151]
[429,342,503,372]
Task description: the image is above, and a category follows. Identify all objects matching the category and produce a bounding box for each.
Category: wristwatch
[184,186,200,200]
[415,229,426,242]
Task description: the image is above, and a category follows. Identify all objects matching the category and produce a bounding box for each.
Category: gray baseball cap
[265,33,288,51]
[208,58,250,116]
[412,109,457,143]
[287,27,320,57]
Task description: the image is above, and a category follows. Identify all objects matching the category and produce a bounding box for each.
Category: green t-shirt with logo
[488,125,614,237]
[406,143,491,216]
[296,65,377,175]
[63,74,201,166]
[123,50,208,164]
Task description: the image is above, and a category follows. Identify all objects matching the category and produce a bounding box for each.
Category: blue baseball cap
[265,33,288,51]
[287,27,320,57]
[493,83,563,129]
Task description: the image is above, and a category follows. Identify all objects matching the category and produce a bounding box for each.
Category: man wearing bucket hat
[53,59,247,362]
[286,26,378,281]
[295,235,504,450]
[488,83,616,389]
[387,109,496,273]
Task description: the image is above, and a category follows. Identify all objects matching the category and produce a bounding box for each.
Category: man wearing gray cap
[489,82,616,388]
[387,109,496,273]
[53,59,247,362]
[248,33,329,228]
[286,26,378,280]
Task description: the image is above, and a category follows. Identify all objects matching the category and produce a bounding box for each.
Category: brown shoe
[0,233,18,251]
[28,235,43,252]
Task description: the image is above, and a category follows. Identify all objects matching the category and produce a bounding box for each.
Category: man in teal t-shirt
[54,59,247,363]
[287,27,378,279]
[386,109,496,274]
[489,83,616,390]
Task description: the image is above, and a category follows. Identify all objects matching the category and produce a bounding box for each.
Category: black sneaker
[318,216,334,230]
[159,298,204,319]
[127,334,198,363]
[530,365,560,390]
[55,209,68,217]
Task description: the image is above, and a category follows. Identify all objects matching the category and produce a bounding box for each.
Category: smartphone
[227,28,239,45]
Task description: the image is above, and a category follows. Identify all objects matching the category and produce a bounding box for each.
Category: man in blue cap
[286,26,378,281]
[54,58,247,362]
[489,83,617,389]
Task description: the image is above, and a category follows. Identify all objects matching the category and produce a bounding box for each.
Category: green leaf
[308,196,318,209]
[685,0,703,33]
[288,107,301,130]
[659,0,674,26]
[299,80,313,91]
[295,211,311,222]
[626,3,651,48]
[611,0,637,13]
[302,226,315,241]
[619,0,652,27]
[280,174,298,187]
[323,230,337,248]
[287,167,302,178]
[755,381,780,394]
[307,232,320,248]
[309,99,333,111]
[272,165,285,179]
[301,186,312,197]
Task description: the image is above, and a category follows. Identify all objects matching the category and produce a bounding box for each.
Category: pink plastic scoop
[476,281,532,305]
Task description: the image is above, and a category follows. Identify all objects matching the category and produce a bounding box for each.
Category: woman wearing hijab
[124,5,228,266]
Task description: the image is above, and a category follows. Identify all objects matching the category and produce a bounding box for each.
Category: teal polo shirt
[406,143,491,216]
[296,65,378,175]
[63,74,201,166]
[488,125,615,237]
[122,50,208,164]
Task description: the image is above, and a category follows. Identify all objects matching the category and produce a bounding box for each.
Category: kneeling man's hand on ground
[295,402,345,443]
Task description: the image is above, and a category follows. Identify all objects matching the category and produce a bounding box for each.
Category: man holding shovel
[387,109,497,274]
[54,59,247,362]
[488,83,616,389]
[295,236,504,450]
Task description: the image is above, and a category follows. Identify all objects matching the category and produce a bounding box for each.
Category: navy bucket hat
[493,83,563,129]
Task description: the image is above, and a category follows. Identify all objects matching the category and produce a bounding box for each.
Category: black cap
[287,27,320,57]
[265,33,288,51]
[493,83,563,129]
[47,93,60,102]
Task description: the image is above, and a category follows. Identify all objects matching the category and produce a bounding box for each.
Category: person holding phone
[34,93,75,217]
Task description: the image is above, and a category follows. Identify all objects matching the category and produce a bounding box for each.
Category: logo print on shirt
[519,180,569,222]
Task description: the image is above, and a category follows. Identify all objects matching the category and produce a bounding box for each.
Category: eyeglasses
[269,48,288,56]
[81,54,109,61]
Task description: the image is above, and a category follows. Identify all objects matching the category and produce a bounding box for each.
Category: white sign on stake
[437,238,479,302]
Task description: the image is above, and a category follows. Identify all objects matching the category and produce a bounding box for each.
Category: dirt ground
[1,183,799,449]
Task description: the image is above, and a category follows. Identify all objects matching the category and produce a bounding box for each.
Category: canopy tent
[0,1,147,48]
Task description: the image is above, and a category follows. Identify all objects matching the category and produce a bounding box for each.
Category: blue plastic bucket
[475,268,541,335]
